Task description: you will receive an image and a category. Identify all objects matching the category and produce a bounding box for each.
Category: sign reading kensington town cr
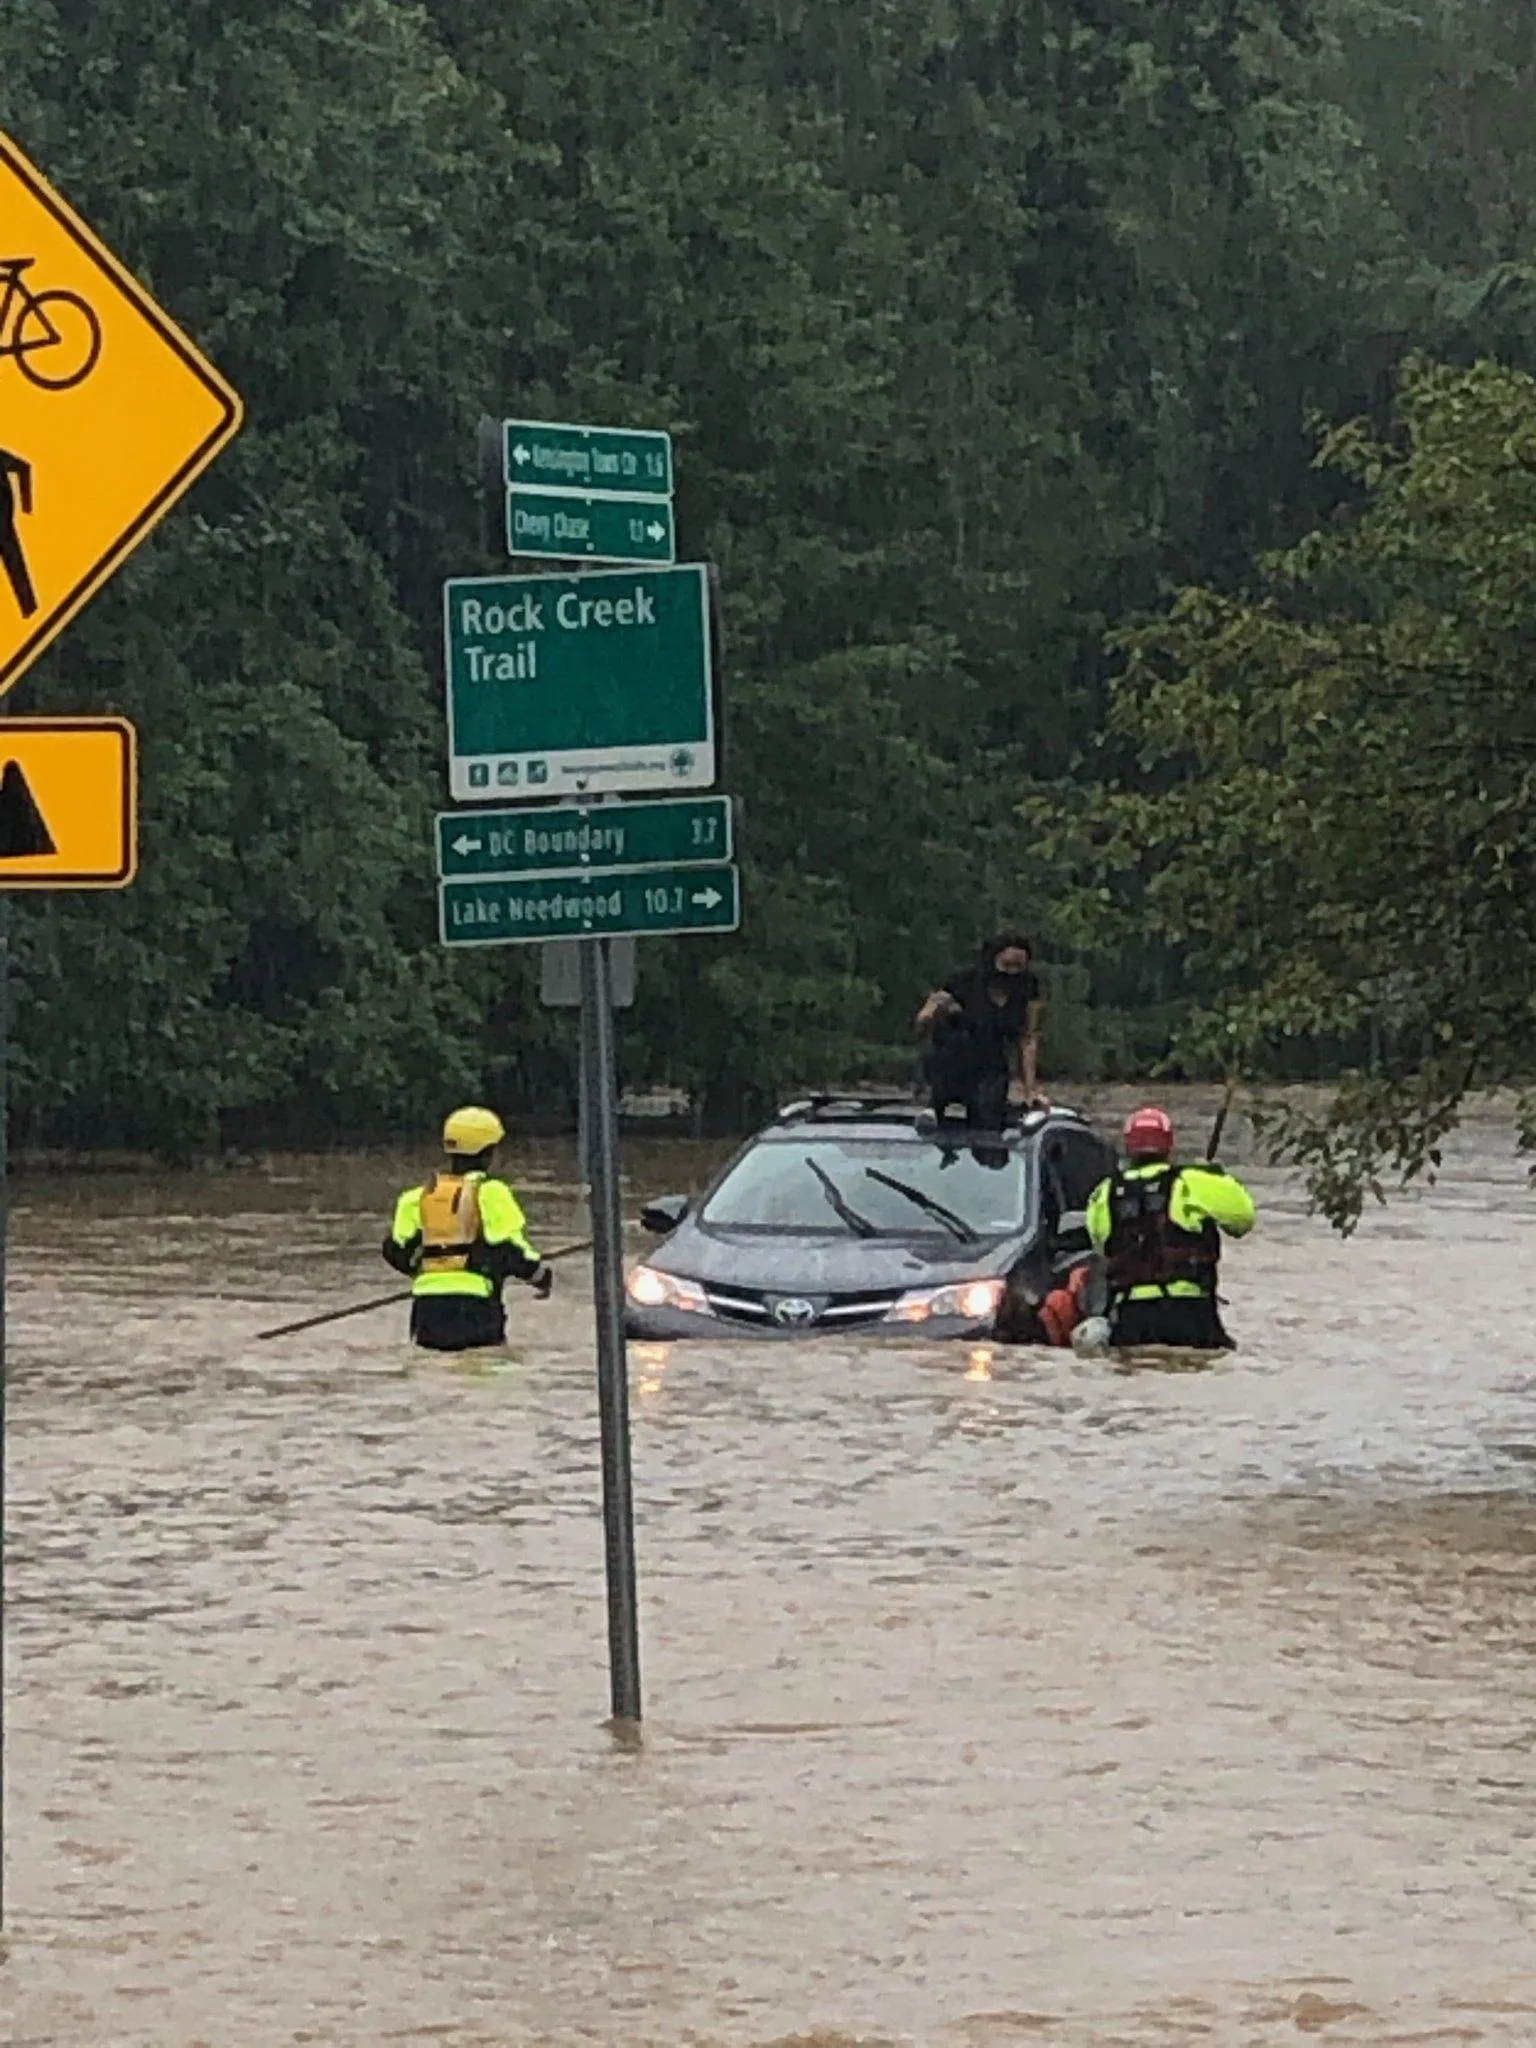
[443,564,714,801]
[0,130,243,693]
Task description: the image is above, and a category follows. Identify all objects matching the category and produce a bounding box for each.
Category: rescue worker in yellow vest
[382,1107,553,1351]
[1085,1105,1256,1351]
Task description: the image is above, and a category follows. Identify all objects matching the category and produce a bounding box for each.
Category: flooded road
[3,1094,1534,2044]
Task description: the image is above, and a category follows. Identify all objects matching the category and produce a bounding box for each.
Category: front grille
[703,1287,774,1325]
[817,1290,903,1327]
[700,1285,904,1330]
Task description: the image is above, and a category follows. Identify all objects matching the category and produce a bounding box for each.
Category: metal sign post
[439,414,739,1731]
[578,937,642,1724]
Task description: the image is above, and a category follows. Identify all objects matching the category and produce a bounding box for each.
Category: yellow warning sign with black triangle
[0,128,242,694]
[0,716,136,887]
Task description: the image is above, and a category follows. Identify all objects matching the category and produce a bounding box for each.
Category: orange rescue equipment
[1039,1261,1093,1347]
[417,1171,483,1276]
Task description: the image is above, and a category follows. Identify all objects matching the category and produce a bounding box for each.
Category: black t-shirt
[936,964,1041,1075]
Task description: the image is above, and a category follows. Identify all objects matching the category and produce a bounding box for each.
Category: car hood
[646,1222,1028,1292]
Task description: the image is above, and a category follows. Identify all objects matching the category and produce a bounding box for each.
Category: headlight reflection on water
[633,1341,670,1399]
[965,1346,995,1382]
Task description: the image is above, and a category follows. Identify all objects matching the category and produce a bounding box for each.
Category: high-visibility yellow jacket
[383,1171,540,1299]
[1086,1160,1255,1302]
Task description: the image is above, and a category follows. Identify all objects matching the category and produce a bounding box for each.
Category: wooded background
[3,0,1533,1177]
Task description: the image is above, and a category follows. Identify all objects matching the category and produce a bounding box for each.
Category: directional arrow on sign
[647,522,666,541]
[452,834,483,856]
[512,444,531,465]
[692,887,724,909]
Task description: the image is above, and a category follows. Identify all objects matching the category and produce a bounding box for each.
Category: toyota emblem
[772,1297,817,1328]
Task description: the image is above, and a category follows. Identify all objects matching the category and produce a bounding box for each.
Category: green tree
[1051,357,1536,1227]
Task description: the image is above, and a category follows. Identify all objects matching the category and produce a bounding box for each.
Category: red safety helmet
[1123,1105,1175,1159]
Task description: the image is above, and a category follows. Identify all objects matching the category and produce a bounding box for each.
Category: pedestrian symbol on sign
[0,446,36,619]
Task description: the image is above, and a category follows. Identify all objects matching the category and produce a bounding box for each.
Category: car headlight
[885,1277,1006,1325]
[625,1265,711,1315]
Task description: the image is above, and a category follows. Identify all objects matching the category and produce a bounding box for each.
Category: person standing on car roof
[382,1106,554,1351]
[1085,1106,1255,1351]
[916,932,1046,1129]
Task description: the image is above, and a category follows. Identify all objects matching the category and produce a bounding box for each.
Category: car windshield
[700,1136,1030,1236]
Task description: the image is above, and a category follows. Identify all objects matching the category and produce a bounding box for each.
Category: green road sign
[503,421,672,500]
[439,863,740,946]
[437,796,732,879]
[506,489,674,566]
[443,564,714,801]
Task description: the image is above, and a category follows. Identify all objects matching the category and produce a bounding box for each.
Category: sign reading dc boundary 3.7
[0,129,243,693]
[444,564,714,801]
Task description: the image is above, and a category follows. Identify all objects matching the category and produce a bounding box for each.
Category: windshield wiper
[863,1166,979,1243]
[804,1156,881,1237]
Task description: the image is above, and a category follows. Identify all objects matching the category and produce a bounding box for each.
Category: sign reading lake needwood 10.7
[443,564,714,801]
[441,865,740,947]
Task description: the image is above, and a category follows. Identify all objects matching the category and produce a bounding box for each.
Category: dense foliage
[1,0,1533,1155]
[1049,359,1536,1226]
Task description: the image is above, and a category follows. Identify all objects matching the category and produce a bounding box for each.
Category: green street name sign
[439,863,740,946]
[443,564,714,801]
[436,796,732,879]
[503,420,672,500]
[506,489,675,566]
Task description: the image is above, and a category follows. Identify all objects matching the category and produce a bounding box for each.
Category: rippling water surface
[3,1093,1534,2044]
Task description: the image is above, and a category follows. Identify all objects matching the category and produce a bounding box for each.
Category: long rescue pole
[254,1237,593,1342]
[1205,1074,1239,1162]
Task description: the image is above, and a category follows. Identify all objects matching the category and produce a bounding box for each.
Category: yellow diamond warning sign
[0,716,136,888]
[0,130,242,694]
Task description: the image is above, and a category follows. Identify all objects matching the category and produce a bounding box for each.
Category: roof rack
[772,1094,1099,1137]
[773,1093,924,1125]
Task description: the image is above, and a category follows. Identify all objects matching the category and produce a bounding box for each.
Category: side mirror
[639,1194,689,1235]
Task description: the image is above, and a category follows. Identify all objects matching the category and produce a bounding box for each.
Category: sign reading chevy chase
[507,488,674,565]
[443,564,713,801]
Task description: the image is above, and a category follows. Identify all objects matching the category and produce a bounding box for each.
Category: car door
[1041,1126,1116,1269]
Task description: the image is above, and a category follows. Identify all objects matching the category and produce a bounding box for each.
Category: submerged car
[624,1095,1117,1341]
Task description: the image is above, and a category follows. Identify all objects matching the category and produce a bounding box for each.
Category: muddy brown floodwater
[2,1093,1534,2046]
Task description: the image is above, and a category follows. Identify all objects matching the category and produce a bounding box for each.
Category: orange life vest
[1039,1262,1092,1347]
[418,1171,484,1275]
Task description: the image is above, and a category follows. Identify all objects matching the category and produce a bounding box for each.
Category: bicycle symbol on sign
[0,257,102,390]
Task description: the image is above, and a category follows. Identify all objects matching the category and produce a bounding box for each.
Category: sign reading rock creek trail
[443,564,714,801]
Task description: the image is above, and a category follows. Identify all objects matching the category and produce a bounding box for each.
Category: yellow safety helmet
[442,1105,506,1156]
